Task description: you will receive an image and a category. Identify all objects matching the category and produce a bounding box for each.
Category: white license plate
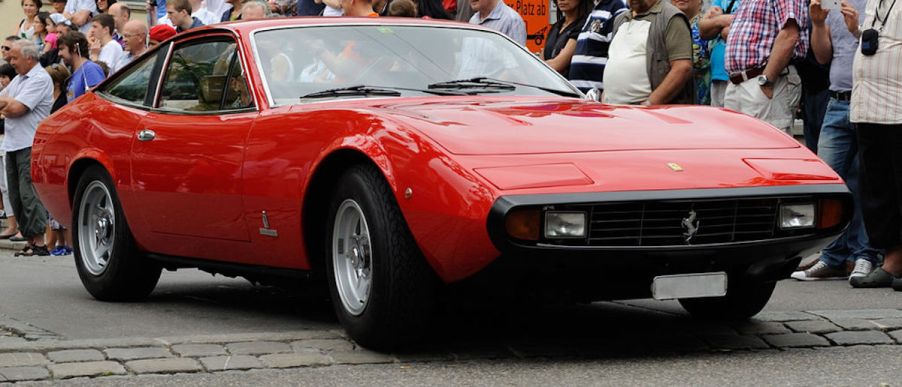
[651,272,728,300]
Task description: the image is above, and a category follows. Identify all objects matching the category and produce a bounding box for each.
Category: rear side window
[102,52,157,104]
[159,39,238,112]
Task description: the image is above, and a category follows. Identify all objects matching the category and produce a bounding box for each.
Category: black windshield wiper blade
[428,77,581,98]
[387,86,469,96]
[301,85,466,99]
[301,85,402,99]
[427,77,517,91]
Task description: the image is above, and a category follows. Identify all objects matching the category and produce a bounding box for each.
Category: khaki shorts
[710,80,729,108]
[724,65,802,133]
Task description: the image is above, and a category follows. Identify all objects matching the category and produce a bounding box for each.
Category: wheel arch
[52,153,119,228]
[298,128,502,284]
[301,148,392,276]
[67,156,117,205]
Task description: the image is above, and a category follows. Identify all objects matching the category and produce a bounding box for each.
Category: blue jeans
[817,98,880,266]
[801,89,830,153]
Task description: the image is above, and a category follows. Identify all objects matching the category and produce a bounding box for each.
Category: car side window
[159,39,237,112]
[223,56,254,110]
[102,52,157,104]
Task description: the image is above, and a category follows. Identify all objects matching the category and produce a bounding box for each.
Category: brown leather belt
[729,66,765,85]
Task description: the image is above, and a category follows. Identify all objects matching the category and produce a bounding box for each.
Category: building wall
[0,1,148,40]
[1,0,26,39]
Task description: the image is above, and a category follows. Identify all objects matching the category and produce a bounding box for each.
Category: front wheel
[325,164,438,351]
[73,166,161,301]
[678,280,776,320]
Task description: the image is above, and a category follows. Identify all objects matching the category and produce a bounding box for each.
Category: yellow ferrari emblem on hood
[667,163,684,172]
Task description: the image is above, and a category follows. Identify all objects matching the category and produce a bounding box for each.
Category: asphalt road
[2,250,901,385]
[1,252,898,340]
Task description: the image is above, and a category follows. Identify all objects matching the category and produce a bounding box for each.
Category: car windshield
[252,25,578,105]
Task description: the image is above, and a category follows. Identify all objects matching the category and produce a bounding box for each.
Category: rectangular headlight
[544,211,586,238]
[779,203,816,229]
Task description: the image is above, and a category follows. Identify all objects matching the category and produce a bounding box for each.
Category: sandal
[9,235,27,242]
[0,231,17,239]
[14,244,50,257]
[14,244,34,257]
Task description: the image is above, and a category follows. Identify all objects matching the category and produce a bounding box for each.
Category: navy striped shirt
[567,0,628,92]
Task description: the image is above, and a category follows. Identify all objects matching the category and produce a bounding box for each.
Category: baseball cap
[149,24,177,43]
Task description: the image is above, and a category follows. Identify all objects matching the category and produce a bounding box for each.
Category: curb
[0,239,28,251]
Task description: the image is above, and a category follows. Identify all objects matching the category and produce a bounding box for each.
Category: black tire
[72,166,161,301]
[678,280,776,321]
[325,164,438,351]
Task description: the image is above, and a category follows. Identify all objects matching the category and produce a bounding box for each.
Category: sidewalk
[0,218,27,252]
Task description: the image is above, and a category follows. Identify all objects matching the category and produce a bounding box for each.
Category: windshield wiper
[301,85,402,99]
[300,85,466,100]
[427,77,516,92]
[427,77,580,98]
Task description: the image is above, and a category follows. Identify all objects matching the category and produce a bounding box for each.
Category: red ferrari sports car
[33,18,851,350]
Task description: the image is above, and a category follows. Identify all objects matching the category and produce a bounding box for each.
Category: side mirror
[584,88,602,102]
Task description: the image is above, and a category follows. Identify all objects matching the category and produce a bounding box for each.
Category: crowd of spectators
[0,0,898,292]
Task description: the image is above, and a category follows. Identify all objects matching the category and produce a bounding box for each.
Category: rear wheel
[678,280,776,320]
[325,164,438,351]
[73,166,161,301]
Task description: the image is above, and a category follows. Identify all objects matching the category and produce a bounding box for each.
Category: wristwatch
[757,75,772,86]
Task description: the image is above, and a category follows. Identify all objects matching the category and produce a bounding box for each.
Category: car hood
[369,97,801,155]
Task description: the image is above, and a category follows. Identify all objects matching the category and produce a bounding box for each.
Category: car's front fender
[306,119,502,284]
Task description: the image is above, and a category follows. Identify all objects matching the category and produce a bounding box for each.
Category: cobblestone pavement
[1,241,899,384]
[1,307,901,383]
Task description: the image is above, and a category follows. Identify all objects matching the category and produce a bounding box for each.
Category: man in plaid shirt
[723,0,809,133]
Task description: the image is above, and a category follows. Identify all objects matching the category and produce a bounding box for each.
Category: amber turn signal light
[505,208,541,241]
[817,198,844,229]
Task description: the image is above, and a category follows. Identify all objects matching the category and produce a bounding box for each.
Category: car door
[76,48,166,224]
[130,35,258,243]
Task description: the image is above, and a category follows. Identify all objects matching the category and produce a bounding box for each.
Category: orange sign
[504,0,552,53]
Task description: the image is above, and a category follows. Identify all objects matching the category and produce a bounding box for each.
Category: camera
[861,28,879,56]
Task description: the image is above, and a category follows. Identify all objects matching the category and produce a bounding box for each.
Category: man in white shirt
[115,20,148,71]
[190,0,221,25]
[0,40,53,256]
[847,0,902,290]
[468,0,526,45]
[602,0,693,105]
[88,14,125,73]
[63,0,98,34]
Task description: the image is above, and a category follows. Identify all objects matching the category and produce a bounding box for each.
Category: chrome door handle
[137,129,156,142]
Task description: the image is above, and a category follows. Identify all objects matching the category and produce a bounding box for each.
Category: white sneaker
[790,260,847,281]
[849,258,874,280]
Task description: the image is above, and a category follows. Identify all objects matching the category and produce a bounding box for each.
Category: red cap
[149,24,177,43]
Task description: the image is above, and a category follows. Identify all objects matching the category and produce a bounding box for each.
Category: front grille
[587,198,779,246]
[548,198,805,247]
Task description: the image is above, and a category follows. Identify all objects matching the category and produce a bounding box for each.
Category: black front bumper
[479,185,851,300]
